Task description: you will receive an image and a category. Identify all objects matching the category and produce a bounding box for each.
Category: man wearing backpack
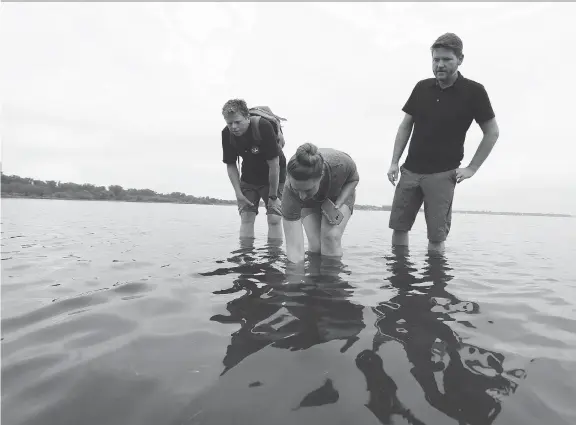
[221,98,287,241]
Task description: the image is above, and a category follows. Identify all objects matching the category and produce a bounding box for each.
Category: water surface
[2,199,575,425]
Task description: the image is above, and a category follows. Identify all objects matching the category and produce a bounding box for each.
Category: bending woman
[282,143,359,263]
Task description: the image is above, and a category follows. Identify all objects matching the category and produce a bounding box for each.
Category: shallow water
[2,199,576,425]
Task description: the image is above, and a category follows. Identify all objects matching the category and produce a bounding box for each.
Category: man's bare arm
[266,157,280,196]
[467,118,500,172]
[226,163,242,196]
[391,113,414,165]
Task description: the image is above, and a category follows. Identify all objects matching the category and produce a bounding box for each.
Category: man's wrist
[268,194,278,201]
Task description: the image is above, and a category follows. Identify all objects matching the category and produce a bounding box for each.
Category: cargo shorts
[388,166,457,242]
[238,181,284,216]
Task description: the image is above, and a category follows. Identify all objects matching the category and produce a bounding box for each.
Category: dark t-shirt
[222,118,286,185]
[402,72,495,174]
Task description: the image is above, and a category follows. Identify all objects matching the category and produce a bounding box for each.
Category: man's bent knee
[267,214,281,226]
[240,211,257,224]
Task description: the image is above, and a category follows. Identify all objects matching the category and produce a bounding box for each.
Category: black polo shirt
[222,117,286,185]
[402,72,495,174]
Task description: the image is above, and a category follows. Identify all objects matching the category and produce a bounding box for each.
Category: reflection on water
[192,242,527,425]
[3,201,575,425]
[370,249,525,425]
[201,240,364,376]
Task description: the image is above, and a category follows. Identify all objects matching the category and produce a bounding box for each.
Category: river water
[2,199,575,425]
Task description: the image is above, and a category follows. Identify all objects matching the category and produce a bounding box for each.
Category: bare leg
[427,241,445,254]
[392,230,409,247]
[302,212,322,254]
[239,211,257,239]
[320,205,353,257]
[267,213,283,241]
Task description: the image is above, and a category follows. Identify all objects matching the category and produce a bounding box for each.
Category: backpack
[248,106,287,148]
[229,106,287,150]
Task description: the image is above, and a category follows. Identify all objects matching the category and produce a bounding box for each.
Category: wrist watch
[269,195,277,201]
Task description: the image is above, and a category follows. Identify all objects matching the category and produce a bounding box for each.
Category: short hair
[287,143,324,181]
[431,33,463,58]
[222,99,249,118]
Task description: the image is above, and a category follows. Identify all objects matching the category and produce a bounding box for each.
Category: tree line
[2,172,569,216]
[0,173,235,205]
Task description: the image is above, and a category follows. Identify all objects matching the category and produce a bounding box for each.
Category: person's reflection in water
[201,238,287,375]
[277,254,364,353]
[204,242,364,376]
[365,248,526,425]
[355,348,426,425]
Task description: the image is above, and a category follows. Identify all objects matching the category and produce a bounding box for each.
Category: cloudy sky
[1,2,575,214]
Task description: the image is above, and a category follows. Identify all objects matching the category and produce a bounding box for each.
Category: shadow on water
[175,242,526,425]
[366,247,527,425]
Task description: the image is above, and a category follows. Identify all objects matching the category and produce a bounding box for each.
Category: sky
[1,2,575,215]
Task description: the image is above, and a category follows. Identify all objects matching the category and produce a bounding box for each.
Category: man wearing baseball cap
[387,33,500,253]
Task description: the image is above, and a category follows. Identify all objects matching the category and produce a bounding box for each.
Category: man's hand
[455,167,476,184]
[235,191,254,208]
[387,163,400,186]
[267,197,281,215]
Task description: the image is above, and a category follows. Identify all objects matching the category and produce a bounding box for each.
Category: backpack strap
[229,131,238,150]
[250,116,262,142]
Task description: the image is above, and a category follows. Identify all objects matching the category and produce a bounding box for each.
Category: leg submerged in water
[302,210,322,254]
[427,240,445,254]
[392,230,409,247]
[388,167,423,250]
[422,169,456,255]
[266,213,283,242]
[239,211,257,239]
[320,204,353,258]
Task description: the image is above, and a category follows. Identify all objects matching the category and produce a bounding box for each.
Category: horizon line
[1,171,573,218]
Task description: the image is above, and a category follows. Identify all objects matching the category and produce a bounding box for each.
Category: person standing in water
[387,33,500,253]
[282,143,359,263]
[221,99,286,241]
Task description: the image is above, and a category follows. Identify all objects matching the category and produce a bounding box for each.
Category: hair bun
[302,143,317,155]
[287,143,324,180]
[296,143,320,166]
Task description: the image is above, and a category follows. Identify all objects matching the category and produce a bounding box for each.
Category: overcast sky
[1,2,575,214]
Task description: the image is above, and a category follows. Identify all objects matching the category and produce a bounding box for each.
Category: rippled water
[2,199,575,425]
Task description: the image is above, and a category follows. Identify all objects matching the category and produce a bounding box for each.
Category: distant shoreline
[2,193,572,218]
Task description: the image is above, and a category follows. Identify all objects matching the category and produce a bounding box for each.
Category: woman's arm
[335,180,359,209]
[334,153,360,209]
[283,218,305,263]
